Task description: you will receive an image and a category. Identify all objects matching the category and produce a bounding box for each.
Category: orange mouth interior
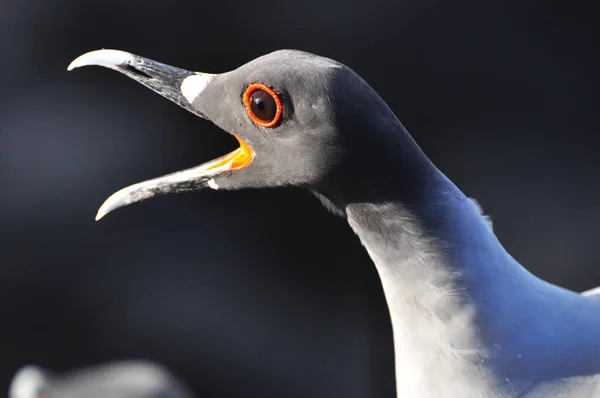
[206,133,254,172]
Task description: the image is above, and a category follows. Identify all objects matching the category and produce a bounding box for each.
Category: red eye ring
[243,83,282,128]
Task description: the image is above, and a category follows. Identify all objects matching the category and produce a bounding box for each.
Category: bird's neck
[317,86,600,394]
[343,175,506,396]
[322,123,541,396]
[341,168,600,396]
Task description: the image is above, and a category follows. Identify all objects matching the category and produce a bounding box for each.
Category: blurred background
[0,0,597,397]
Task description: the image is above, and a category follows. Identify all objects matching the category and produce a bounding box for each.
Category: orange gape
[206,133,254,171]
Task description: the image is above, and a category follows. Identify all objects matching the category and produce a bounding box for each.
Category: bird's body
[67,49,600,397]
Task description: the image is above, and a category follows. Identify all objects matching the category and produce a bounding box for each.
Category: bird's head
[68,49,415,219]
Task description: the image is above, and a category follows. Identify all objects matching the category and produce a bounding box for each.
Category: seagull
[68,49,600,397]
[8,361,193,398]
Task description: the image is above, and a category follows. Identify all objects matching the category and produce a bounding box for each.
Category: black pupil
[250,90,277,122]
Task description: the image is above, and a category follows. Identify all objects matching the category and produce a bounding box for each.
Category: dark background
[1,1,598,397]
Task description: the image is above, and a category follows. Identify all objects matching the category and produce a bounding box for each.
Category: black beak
[68,49,254,220]
[68,49,212,118]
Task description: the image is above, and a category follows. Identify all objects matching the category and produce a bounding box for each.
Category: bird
[67,49,600,397]
[8,360,193,398]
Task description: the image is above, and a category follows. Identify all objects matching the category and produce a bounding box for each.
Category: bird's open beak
[68,49,254,220]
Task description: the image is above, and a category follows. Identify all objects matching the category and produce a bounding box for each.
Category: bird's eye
[243,83,282,127]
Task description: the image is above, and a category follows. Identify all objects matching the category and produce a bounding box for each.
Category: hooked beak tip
[67,57,84,71]
[95,200,113,221]
[67,49,136,72]
[94,210,105,222]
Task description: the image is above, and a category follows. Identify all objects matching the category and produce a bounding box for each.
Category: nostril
[121,64,153,79]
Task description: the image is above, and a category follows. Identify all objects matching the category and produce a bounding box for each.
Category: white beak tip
[94,211,104,221]
[67,49,136,72]
[95,199,115,221]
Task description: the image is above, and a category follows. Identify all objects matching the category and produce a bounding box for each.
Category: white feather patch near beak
[180,73,215,103]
